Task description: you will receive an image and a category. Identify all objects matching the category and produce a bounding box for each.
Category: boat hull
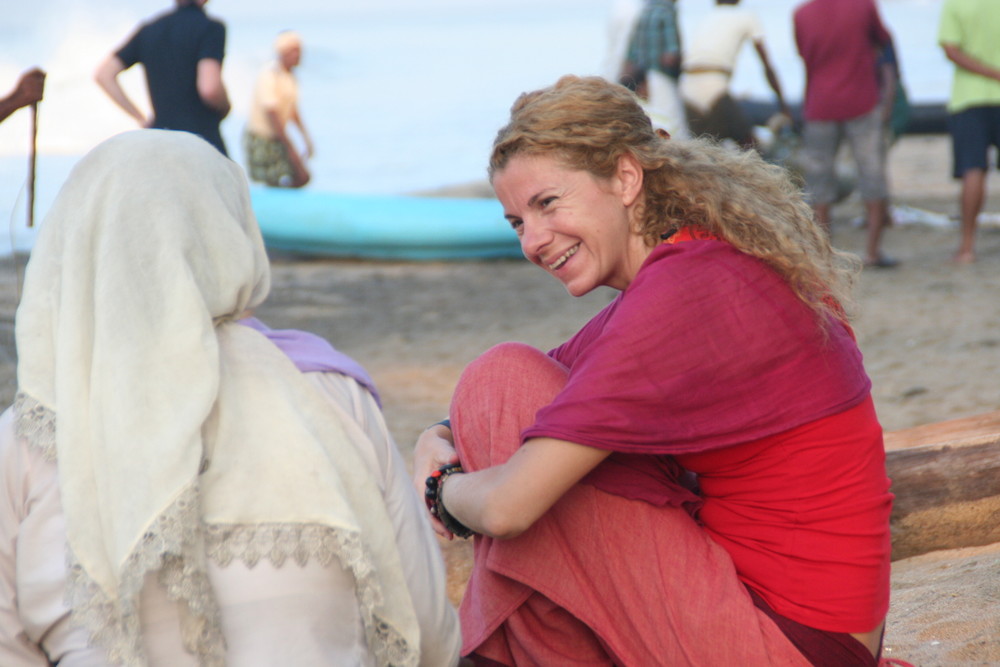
[251,188,523,261]
[739,98,949,135]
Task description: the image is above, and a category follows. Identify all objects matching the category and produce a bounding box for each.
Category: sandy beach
[0,133,997,664]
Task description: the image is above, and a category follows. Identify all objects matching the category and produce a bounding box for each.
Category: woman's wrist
[425,463,475,539]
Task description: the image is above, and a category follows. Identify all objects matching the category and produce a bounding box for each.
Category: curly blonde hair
[489,75,861,323]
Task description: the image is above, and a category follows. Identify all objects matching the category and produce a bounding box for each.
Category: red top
[680,396,891,631]
[523,239,892,632]
[794,0,892,122]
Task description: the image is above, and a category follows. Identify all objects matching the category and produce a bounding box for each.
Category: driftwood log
[885,410,1000,560]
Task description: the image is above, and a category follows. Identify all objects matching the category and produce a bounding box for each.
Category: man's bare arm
[94,55,147,126]
[196,58,230,118]
[0,69,45,124]
[942,43,1000,82]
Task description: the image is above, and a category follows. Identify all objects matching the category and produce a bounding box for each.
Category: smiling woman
[412,75,895,666]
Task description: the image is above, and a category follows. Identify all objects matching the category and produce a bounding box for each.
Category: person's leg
[474,593,615,667]
[845,108,894,266]
[957,168,986,263]
[814,202,832,232]
[863,198,894,267]
[449,342,810,666]
[449,343,612,665]
[800,120,840,235]
[948,107,991,263]
[450,342,567,473]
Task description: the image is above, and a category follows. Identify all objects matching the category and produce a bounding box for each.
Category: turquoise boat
[250,188,523,261]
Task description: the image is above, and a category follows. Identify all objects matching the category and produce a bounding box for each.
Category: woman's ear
[616,153,644,207]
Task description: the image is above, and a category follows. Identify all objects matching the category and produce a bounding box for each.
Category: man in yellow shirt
[939,0,1000,263]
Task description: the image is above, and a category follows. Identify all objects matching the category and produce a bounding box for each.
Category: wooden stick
[27,101,38,228]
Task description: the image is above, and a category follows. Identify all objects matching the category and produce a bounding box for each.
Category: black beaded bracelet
[425,463,475,539]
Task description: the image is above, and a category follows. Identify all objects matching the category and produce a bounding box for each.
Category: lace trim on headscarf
[14,391,56,462]
[205,523,417,667]
[14,393,416,667]
[15,392,225,665]
[63,483,226,666]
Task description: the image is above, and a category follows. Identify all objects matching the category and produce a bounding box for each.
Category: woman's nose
[519,217,552,258]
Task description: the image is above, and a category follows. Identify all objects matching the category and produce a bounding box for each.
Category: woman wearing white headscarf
[0,130,461,666]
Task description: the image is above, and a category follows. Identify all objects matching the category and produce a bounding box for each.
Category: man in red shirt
[795,0,897,268]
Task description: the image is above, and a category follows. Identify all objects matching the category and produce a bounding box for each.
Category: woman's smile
[547,244,580,270]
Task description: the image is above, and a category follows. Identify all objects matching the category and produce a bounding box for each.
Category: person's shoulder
[206,14,226,30]
[724,6,763,29]
[635,240,744,287]
[647,238,737,262]
[145,4,185,26]
[791,1,811,24]
[939,0,970,12]
[793,0,833,17]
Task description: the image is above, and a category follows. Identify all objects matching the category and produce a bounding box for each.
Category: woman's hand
[413,423,459,538]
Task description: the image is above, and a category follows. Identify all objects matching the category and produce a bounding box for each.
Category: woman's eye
[539,196,556,208]
[508,218,524,233]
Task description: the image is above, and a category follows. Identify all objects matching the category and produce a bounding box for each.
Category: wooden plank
[885,409,1000,452]
[885,411,1000,560]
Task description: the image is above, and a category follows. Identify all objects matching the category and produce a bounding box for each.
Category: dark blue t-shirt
[117,4,228,155]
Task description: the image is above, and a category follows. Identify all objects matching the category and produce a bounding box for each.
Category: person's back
[939,0,1000,113]
[794,0,885,121]
[683,4,760,75]
[95,1,231,155]
[680,0,787,148]
[117,4,227,152]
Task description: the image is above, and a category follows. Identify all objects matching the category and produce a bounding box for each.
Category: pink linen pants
[451,342,811,667]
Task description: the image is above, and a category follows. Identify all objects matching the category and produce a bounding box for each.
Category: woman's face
[493,153,649,296]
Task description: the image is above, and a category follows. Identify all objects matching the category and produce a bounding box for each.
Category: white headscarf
[14,130,419,666]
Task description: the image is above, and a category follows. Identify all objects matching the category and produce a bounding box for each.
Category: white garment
[680,6,766,111]
[246,60,299,138]
[602,0,644,81]
[645,70,690,138]
[0,407,104,666]
[10,130,445,666]
[0,372,462,667]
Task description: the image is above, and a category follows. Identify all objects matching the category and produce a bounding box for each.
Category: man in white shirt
[680,0,789,149]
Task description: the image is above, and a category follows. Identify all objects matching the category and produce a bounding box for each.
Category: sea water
[1,0,950,254]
